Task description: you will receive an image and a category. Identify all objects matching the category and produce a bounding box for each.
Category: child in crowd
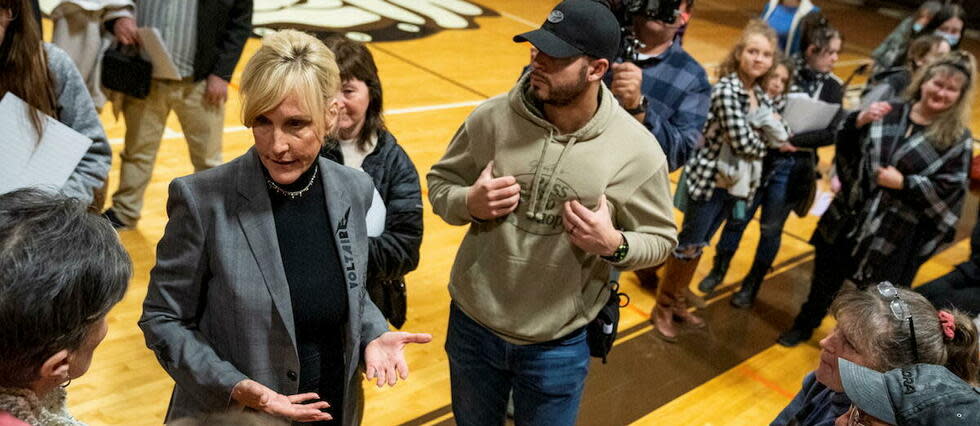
[753,57,794,149]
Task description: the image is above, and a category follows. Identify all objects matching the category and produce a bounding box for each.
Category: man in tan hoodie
[427,0,677,424]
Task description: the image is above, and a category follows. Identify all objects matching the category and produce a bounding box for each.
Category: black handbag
[586,281,629,364]
[367,278,408,329]
[101,43,152,99]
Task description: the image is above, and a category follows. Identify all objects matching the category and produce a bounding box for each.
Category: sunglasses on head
[876,282,919,363]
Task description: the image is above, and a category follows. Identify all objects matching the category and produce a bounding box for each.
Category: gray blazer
[139,149,389,424]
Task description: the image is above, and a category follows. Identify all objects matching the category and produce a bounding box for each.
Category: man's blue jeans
[445,303,590,426]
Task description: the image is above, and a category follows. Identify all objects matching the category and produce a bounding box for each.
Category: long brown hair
[323,36,386,151]
[716,19,778,81]
[0,0,57,137]
[904,50,976,150]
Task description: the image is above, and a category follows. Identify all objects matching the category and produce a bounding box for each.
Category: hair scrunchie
[938,310,956,340]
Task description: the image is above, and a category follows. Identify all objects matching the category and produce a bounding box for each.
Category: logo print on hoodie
[504,172,580,236]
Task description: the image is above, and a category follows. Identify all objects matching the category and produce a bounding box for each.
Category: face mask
[935,30,960,46]
[912,22,923,32]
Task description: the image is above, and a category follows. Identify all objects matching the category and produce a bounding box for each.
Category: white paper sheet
[0,93,93,195]
[808,190,835,217]
[783,93,842,134]
[137,27,182,80]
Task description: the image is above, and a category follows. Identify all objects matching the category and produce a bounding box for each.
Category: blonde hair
[904,50,976,150]
[240,30,340,140]
[716,19,778,80]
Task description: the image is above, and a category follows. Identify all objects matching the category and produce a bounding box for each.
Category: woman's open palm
[364,331,433,387]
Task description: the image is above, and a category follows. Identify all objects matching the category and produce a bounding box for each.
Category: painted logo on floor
[253,0,498,42]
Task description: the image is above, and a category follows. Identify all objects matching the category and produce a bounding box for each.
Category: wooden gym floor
[39,0,980,424]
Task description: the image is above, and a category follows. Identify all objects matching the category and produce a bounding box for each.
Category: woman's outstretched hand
[231,379,332,422]
[857,102,892,128]
[364,331,433,387]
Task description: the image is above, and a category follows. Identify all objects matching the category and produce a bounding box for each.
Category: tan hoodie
[427,74,678,344]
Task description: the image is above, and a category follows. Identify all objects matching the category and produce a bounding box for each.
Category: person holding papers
[778,51,977,348]
[700,13,843,309]
[0,0,110,207]
[102,0,252,229]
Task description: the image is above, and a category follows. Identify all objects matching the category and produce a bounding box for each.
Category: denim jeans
[445,303,590,426]
[716,155,797,270]
[676,188,742,256]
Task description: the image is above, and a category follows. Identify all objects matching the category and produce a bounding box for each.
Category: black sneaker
[776,328,812,347]
[103,209,131,230]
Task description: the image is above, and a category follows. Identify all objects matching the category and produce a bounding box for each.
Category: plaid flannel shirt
[633,42,711,171]
[684,73,772,201]
[821,103,973,282]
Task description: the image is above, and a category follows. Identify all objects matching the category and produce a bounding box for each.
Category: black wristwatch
[601,233,629,263]
[624,96,648,115]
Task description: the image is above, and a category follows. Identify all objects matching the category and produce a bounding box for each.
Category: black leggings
[791,233,859,333]
[791,228,930,333]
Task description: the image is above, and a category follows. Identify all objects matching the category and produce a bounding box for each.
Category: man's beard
[531,65,589,107]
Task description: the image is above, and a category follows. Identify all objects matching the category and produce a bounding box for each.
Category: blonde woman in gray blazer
[139,30,431,425]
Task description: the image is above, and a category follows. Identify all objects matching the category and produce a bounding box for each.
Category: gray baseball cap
[513,0,620,62]
[839,358,980,425]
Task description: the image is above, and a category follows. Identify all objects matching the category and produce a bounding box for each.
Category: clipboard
[783,93,842,134]
[0,93,94,195]
[137,27,183,80]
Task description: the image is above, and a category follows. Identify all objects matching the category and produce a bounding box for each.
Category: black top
[268,163,348,425]
[907,117,927,137]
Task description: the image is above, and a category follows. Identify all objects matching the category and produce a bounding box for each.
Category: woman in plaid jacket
[778,51,977,347]
[651,20,781,342]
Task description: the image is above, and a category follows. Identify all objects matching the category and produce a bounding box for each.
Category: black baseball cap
[513,0,620,63]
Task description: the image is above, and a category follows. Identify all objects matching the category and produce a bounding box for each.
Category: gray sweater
[44,42,111,204]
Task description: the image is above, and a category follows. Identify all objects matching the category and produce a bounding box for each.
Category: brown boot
[651,254,703,340]
[634,265,662,292]
[673,292,706,328]
[651,296,679,343]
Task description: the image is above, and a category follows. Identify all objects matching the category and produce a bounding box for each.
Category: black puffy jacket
[322,130,423,327]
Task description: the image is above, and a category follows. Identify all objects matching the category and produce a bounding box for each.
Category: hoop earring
[61,368,72,388]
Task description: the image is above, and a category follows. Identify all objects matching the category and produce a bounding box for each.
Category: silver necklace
[267,164,318,199]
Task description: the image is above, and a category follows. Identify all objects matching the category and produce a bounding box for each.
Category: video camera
[614,0,684,61]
